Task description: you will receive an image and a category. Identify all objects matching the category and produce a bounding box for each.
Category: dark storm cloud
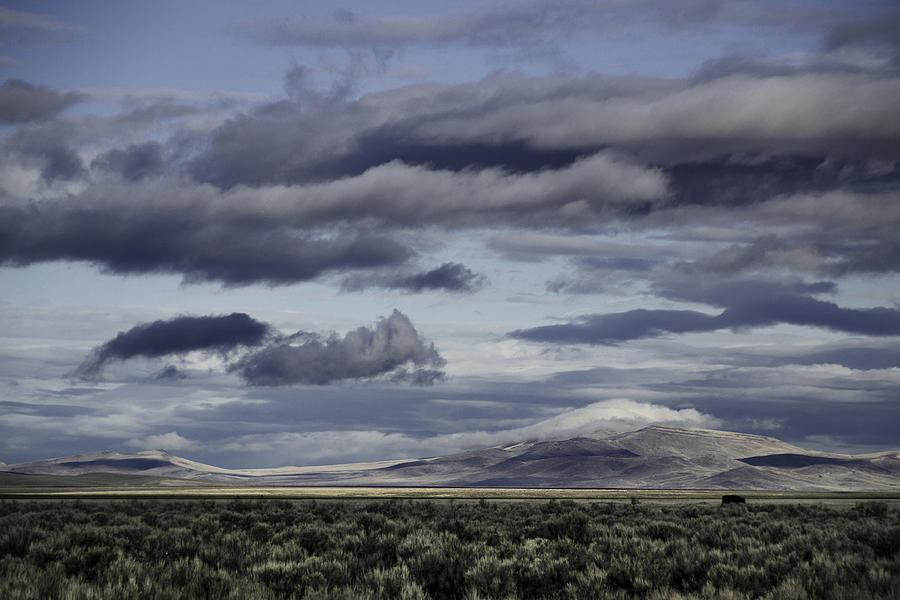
[511,279,900,344]
[0,201,413,286]
[341,262,485,293]
[230,309,446,386]
[73,313,272,379]
[91,142,165,181]
[0,79,82,123]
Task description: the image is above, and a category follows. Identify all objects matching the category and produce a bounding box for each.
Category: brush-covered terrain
[1,498,898,599]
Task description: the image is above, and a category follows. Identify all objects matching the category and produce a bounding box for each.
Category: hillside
[4,426,899,491]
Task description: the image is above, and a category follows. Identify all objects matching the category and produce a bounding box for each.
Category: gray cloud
[395,262,484,292]
[0,79,82,123]
[185,70,900,241]
[825,12,900,65]
[150,365,189,382]
[232,1,850,52]
[74,313,272,380]
[91,142,165,181]
[0,197,413,286]
[404,73,900,162]
[727,343,900,372]
[40,145,84,181]
[488,233,682,262]
[193,150,668,228]
[2,67,898,292]
[511,309,721,345]
[234,4,576,49]
[512,279,900,344]
[341,262,485,293]
[230,309,445,386]
[0,7,80,44]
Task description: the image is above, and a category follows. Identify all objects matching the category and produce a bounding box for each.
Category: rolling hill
[3,426,899,491]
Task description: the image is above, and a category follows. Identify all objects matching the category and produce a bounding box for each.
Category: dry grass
[3,484,900,503]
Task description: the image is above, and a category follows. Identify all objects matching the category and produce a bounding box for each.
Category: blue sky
[1,0,899,467]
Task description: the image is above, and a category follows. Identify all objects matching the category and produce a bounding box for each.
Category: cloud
[748,190,900,277]
[0,7,80,43]
[126,431,195,451]
[150,365,189,382]
[0,190,414,286]
[718,341,900,371]
[409,72,900,160]
[218,398,720,465]
[182,70,900,250]
[488,232,686,262]
[511,279,900,344]
[73,313,272,379]
[392,262,485,292]
[233,4,576,49]
[91,142,165,181]
[231,309,445,386]
[511,309,721,345]
[191,145,668,225]
[0,79,82,123]
[40,145,84,181]
[0,149,665,285]
[341,262,485,293]
[232,1,849,52]
[825,13,900,64]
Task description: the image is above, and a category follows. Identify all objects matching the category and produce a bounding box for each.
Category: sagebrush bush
[0,499,897,599]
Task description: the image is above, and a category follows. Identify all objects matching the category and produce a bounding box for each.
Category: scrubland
[1,498,897,599]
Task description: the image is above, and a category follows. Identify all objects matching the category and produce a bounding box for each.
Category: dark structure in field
[722,494,746,504]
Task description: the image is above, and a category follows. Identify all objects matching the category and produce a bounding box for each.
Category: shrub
[1,499,899,599]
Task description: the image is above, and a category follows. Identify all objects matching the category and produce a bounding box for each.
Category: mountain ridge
[4,426,899,491]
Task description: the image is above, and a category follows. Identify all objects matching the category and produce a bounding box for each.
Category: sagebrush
[0,499,897,599]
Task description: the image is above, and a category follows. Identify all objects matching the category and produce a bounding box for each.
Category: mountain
[4,426,900,491]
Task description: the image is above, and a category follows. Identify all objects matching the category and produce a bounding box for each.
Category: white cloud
[218,398,720,465]
[127,431,195,451]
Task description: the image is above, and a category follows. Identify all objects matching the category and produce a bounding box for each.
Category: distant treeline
[1,499,898,599]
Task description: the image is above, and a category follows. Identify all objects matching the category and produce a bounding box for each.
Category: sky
[1,0,899,468]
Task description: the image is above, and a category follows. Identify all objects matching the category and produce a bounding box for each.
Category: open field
[2,497,898,599]
[2,472,900,503]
